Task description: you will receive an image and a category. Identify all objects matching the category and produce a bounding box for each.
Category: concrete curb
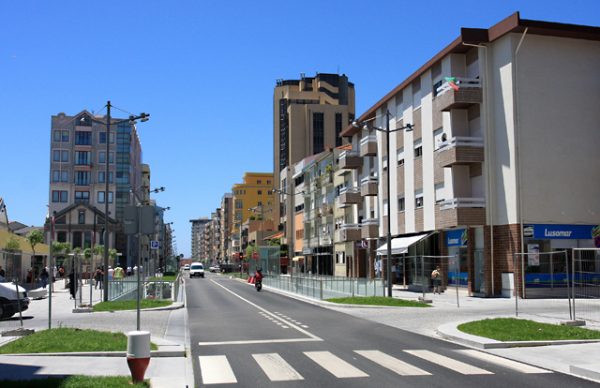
[89,302,184,314]
[436,321,600,349]
[570,365,600,381]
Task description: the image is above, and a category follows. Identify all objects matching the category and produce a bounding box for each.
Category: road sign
[150,240,160,250]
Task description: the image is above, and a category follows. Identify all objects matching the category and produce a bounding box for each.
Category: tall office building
[47,110,143,261]
[273,73,355,250]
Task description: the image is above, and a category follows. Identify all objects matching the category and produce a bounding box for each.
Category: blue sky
[1,0,598,257]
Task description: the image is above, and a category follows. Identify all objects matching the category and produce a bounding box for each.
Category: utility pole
[103,101,111,300]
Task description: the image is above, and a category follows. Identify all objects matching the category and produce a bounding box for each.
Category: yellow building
[231,172,275,246]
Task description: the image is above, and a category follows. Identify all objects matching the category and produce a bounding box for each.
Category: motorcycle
[254,268,263,292]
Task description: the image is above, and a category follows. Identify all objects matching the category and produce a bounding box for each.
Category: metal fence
[107,279,175,301]
[572,248,600,322]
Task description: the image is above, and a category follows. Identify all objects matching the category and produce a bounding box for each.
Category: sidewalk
[0,279,193,387]
[248,277,600,383]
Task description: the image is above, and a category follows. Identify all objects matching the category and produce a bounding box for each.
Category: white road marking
[199,355,237,384]
[253,353,304,381]
[456,349,552,374]
[355,350,431,376]
[199,280,323,346]
[304,351,369,378]
[404,350,493,375]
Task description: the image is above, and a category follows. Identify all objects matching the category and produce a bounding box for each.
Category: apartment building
[47,110,145,263]
[189,217,210,261]
[220,193,233,262]
[231,172,275,256]
[340,13,600,297]
[274,73,356,245]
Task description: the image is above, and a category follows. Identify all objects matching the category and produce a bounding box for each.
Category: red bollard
[127,331,151,383]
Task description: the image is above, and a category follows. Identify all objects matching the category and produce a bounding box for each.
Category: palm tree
[26,229,44,266]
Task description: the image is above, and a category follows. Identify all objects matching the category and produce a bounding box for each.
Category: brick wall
[484,223,522,297]
[414,157,423,189]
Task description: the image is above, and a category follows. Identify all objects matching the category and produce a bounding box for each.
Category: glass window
[257,190,262,195]
[109,152,114,164]
[397,147,405,166]
[414,139,423,158]
[99,132,107,144]
[98,152,106,164]
[75,171,90,185]
[97,171,111,183]
[97,191,113,204]
[61,150,69,162]
[313,112,324,154]
[78,210,86,224]
[335,113,343,147]
[53,150,61,162]
[53,131,61,142]
[52,170,60,182]
[415,192,424,208]
[75,151,90,165]
[61,171,68,182]
[75,191,90,204]
[398,197,405,211]
[75,131,92,145]
[52,190,68,203]
[61,130,69,142]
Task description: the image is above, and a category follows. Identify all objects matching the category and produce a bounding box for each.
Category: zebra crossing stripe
[253,353,304,381]
[456,349,552,374]
[304,351,369,378]
[404,350,493,375]
[199,355,237,384]
[355,350,431,376]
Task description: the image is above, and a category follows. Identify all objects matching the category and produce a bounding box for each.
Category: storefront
[446,229,468,287]
[522,224,600,298]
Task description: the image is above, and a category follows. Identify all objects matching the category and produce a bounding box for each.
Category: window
[61,171,68,182]
[383,199,388,216]
[75,171,90,185]
[313,112,324,154]
[116,171,129,184]
[398,197,405,211]
[78,210,86,224]
[99,132,107,144]
[75,131,92,145]
[75,191,90,204]
[267,180,271,185]
[109,152,114,164]
[98,151,106,164]
[61,150,69,162]
[257,190,262,195]
[53,130,61,142]
[97,191,113,204]
[397,147,405,166]
[52,170,60,182]
[61,130,69,142]
[257,180,262,184]
[52,190,68,203]
[53,150,61,162]
[335,113,343,147]
[235,199,243,209]
[75,151,90,165]
[414,139,423,158]
[415,191,424,208]
[98,171,113,183]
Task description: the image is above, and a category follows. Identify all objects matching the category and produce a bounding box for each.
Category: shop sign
[446,229,468,247]
[524,224,600,245]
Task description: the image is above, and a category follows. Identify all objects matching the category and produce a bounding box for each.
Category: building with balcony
[189,217,210,262]
[220,193,233,263]
[274,73,356,233]
[341,13,600,296]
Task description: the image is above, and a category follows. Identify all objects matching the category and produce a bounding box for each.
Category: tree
[5,236,21,281]
[26,230,44,262]
[109,249,118,266]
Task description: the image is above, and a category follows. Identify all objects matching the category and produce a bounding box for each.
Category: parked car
[0,281,30,320]
[183,264,190,271]
[209,265,220,273]
[189,263,204,278]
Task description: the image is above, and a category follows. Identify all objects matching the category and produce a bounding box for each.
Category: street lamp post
[99,101,149,301]
[353,112,412,297]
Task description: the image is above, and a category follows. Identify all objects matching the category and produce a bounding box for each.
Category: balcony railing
[335,223,361,242]
[337,187,361,207]
[360,176,378,196]
[359,135,377,157]
[361,218,379,239]
[440,197,485,210]
[339,150,362,169]
[435,136,484,167]
[434,77,482,111]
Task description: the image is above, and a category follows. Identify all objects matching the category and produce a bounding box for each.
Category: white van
[189,262,204,278]
[0,282,30,320]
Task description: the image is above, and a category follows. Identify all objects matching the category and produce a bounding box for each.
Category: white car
[183,264,190,271]
[189,263,205,278]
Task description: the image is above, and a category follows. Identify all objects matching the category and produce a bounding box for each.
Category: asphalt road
[186,273,597,388]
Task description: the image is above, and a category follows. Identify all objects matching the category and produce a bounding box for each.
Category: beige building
[274,73,356,248]
[341,13,600,296]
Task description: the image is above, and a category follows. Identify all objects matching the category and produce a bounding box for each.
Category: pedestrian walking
[431,266,442,294]
[0,265,5,278]
[94,267,103,289]
[68,271,77,299]
[40,268,49,289]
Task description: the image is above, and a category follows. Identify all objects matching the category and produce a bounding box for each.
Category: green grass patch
[458,318,600,341]
[0,376,149,387]
[326,296,430,307]
[148,276,176,281]
[0,328,157,354]
[93,299,172,312]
